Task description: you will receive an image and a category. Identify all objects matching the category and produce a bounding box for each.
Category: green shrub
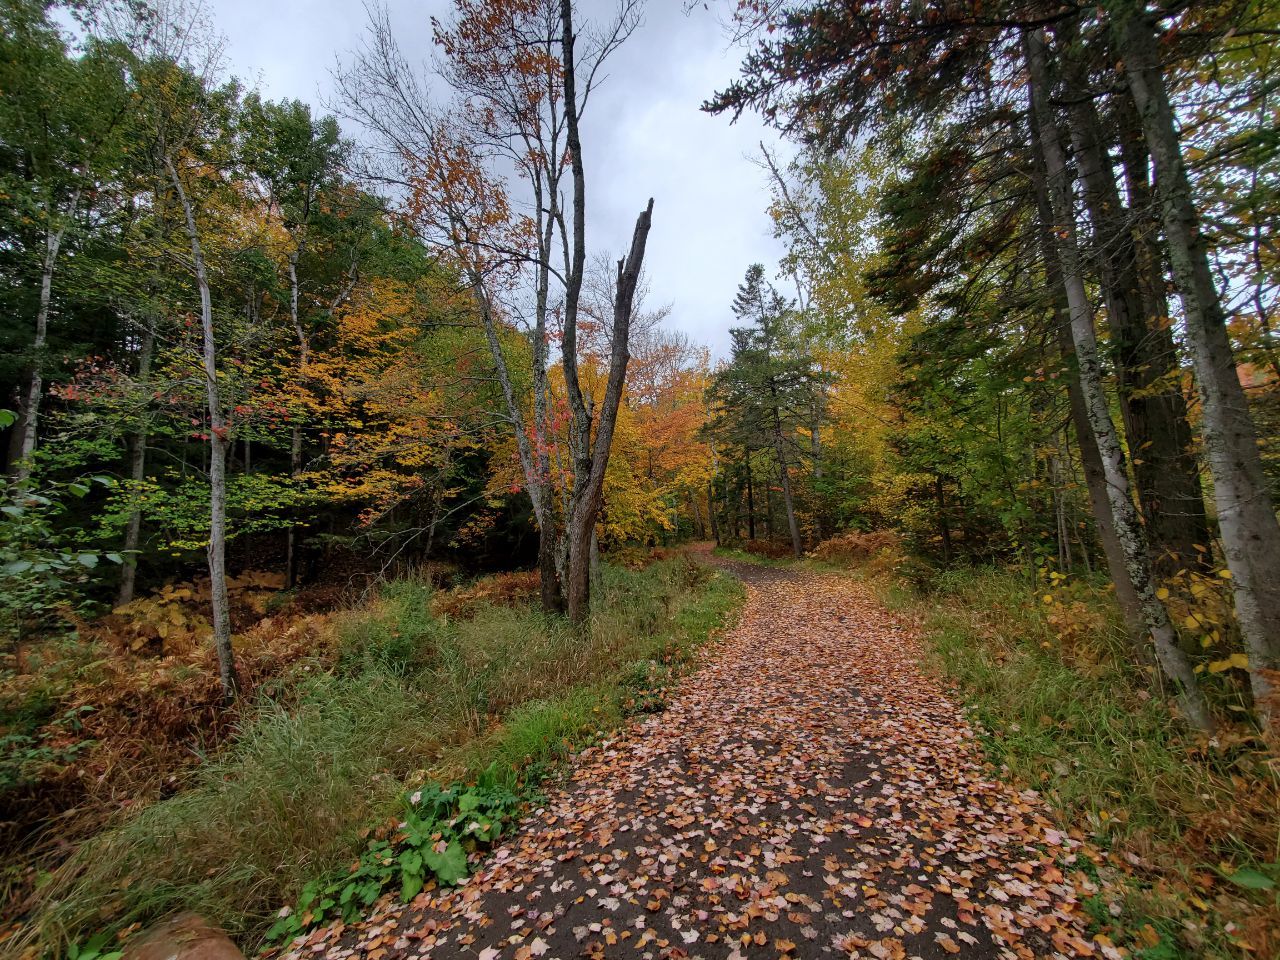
[336,580,440,678]
[468,687,619,787]
[617,659,673,715]
[0,471,124,645]
[0,706,95,792]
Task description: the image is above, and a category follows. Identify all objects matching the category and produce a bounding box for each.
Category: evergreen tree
[707,264,830,556]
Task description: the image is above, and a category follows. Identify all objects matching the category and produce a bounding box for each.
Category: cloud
[210,0,790,355]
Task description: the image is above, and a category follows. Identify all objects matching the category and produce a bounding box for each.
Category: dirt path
[284,562,1113,960]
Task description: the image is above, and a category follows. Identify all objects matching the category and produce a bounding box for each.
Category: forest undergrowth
[1,554,741,959]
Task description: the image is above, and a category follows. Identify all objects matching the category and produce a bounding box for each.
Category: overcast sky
[208,0,791,356]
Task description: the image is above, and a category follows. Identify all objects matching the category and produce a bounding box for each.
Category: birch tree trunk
[14,191,79,485]
[1025,29,1211,730]
[1065,335,1150,649]
[707,478,720,545]
[167,157,238,703]
[1105,1,1280,706]
[1026,59,1147,650]
[286,253,307,589]
[1059,45,1208,575]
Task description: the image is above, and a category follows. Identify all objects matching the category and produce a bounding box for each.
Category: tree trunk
[167,157,237,703]
[689,490,705,539]
[116,433,147,607]
[285,254,357,588]
[1107,1,1280,706]
[1059,45,1208,574]
[1065,344,1150,652]
[707,477,721,545]
[529,152,561,612]
[770,383,802,558]
[730,479,741,539]
[116,319,156,607]
[1025,29,1211,729]
[777,458,801,558]
[557,0,655,623]
[286,423,303,587]
[539,529,562,613]
[560,199,654,623]
[809,391,825,540]
[558,0,592,622]
[471,276,562,612]
[286,253,306,589]
[744,450,756,541]
[14,199,78,484]
[1054,473,1068,572]
[1115,74,1165,319]
[764,483,774,540]
[1027,68,1147,649]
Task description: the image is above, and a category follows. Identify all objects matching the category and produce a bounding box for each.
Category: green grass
[446,559,743,788]
[711,545,796,568]
[25,556,742,957]
[883,566,1279,960]
[711,543,858,578]
[910,572,1201,839]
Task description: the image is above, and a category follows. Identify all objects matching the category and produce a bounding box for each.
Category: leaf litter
[278,563,1115,960]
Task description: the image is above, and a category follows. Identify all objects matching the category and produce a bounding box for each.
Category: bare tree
[336,0,654,621]
[558,0,654,621]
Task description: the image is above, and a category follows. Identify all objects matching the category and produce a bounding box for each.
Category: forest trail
[283,560,1113,960]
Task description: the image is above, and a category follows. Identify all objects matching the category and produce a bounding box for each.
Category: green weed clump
[262,775,521,949]
[25,556,741,957]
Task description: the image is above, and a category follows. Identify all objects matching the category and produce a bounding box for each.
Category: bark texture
[1059,42,1208,574]
[116,319,156,607]
[14,190,79,484]
[1025,29,1211,730]
[1107,1,1280,706]
[561,200,654,623]
[1027,84,1146,647]
[471,278,563,612]
[167,156,238,703]
[559,0,654,623]
[286,253,307,590]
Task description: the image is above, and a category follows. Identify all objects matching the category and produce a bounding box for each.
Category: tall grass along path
[278,561,1113,960]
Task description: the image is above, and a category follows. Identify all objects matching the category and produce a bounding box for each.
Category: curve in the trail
[283,563,1113,960]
